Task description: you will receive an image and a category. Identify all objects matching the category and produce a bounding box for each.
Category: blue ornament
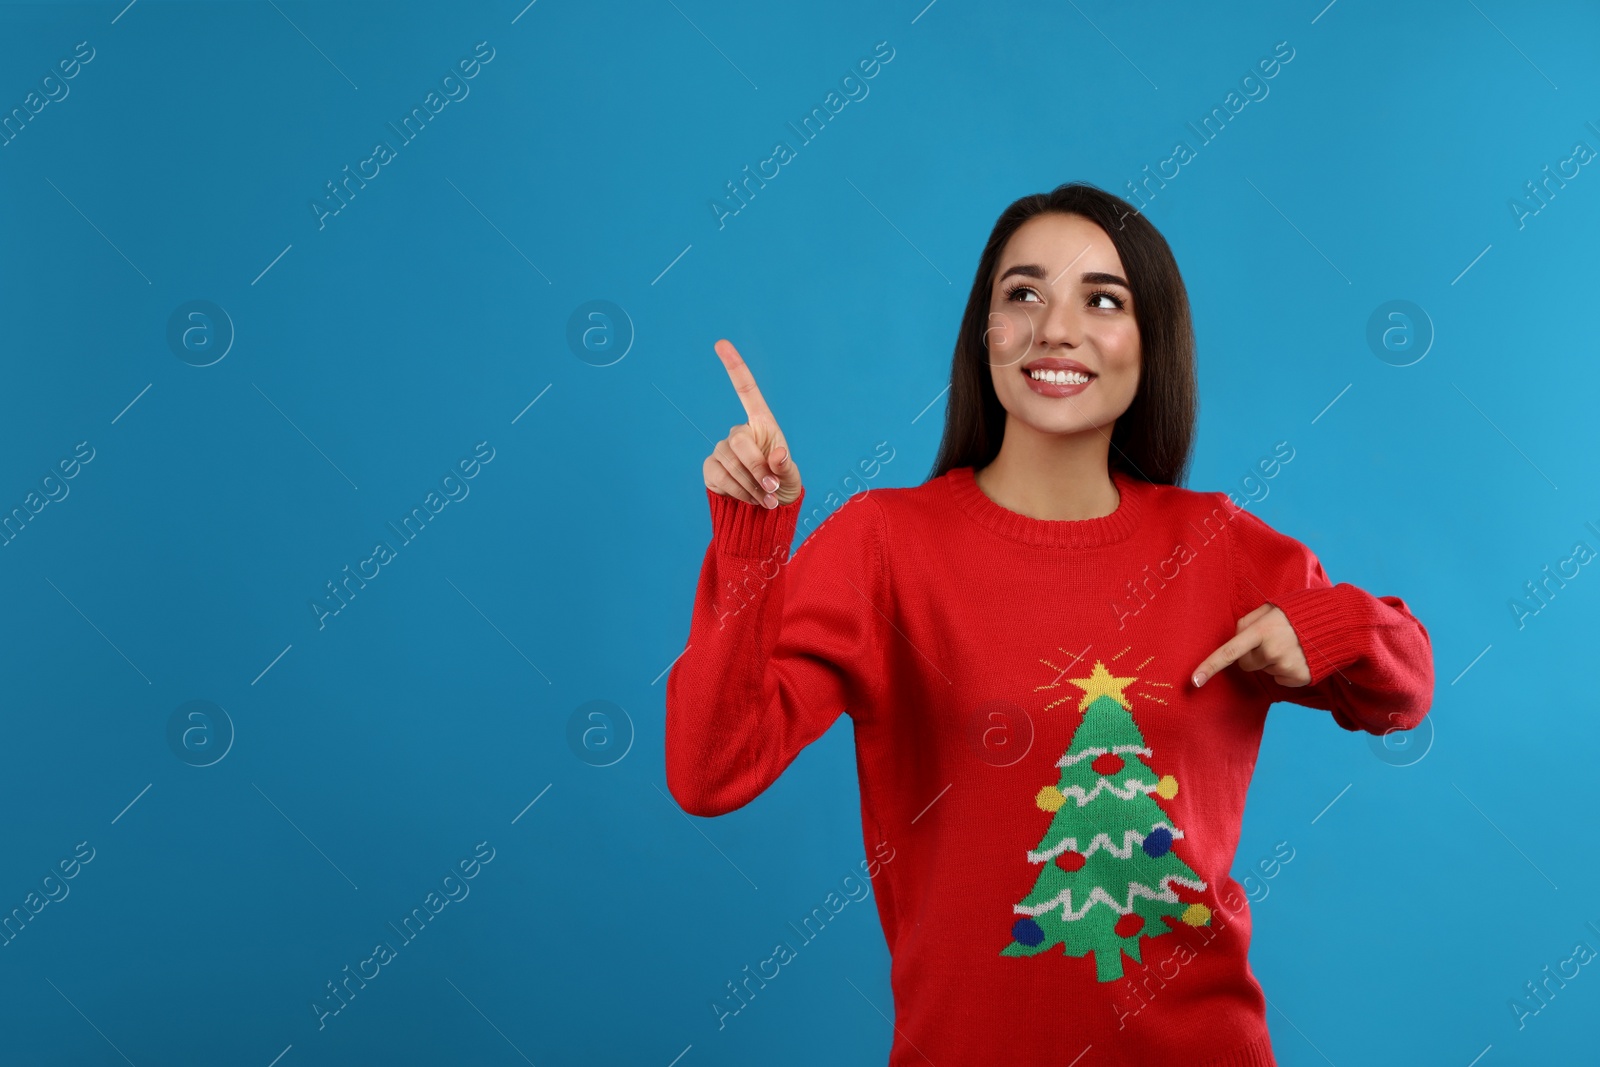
[1142,827,1173,858]
[1012,917,1045,947]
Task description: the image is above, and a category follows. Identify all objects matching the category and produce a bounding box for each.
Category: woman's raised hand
[705,339,803,509]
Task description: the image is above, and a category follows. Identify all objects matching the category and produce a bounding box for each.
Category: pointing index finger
[1192,627,1263,688]
[714,339,777,430]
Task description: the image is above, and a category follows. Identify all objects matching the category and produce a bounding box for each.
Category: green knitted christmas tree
[1000,659,1213,982]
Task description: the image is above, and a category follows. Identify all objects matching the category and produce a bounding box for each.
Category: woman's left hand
[1191,603,1311,689]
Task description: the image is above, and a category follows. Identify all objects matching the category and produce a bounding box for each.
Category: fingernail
[764,493,777,508]
[1192,672,1205,687]
[762,476,778,492]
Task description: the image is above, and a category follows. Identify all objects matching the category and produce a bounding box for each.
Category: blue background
[1,0,1597,1064]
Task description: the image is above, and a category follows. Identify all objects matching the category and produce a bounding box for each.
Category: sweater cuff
[1266,583,1370,687]
[706,485,806,560]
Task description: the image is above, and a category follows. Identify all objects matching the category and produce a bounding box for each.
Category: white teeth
[1029,368,1092,384]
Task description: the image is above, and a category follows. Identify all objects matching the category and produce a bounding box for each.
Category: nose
[1035,297,1081,349]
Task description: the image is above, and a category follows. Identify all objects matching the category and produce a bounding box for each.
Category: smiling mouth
[1021,358,1097,385]
[1025,367,1095,385]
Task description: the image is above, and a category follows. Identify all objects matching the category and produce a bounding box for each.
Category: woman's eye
[1006,285,1041,303]
[1088,291,1124,310]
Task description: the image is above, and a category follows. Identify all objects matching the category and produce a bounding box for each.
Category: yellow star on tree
[1065,660,1138,712]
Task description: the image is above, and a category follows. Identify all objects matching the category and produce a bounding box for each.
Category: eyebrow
[997,264,1131,289]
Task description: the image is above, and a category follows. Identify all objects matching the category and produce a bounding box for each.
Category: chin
[1010,407,1109,437]
[996,386,1089,422]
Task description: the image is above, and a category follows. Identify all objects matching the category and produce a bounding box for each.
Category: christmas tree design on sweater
[1000,655,1213,982]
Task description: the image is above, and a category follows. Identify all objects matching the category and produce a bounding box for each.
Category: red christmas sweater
[666,465,1434,1067]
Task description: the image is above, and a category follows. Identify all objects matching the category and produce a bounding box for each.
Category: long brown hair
[928,182,1197,487]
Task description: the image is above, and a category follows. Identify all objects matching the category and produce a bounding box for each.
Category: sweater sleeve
[665,485,890,818]
[1219,494,1435,736]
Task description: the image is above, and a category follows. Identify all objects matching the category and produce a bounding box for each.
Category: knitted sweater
[665,465,1434,1067]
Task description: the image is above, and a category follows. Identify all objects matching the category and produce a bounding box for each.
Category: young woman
[666,182,1433,1066]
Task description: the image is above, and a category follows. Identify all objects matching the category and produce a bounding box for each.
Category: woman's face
[984,212,1141,438]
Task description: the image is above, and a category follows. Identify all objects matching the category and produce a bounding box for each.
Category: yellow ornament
[1155,775,1178,799]
[1035,786,1065,812]
[1182,903,1211,927]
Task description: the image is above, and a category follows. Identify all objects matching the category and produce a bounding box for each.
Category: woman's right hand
[705,338,803,509]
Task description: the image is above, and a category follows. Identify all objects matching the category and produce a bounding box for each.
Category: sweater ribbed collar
[945,465,1146,548]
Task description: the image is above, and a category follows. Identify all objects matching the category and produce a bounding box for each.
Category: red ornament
[1114,913,1145,938]
[1055,850,1086,872]
[1091,753,1125,775]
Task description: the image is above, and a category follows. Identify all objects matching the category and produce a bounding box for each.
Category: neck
[973,419,1119,521]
